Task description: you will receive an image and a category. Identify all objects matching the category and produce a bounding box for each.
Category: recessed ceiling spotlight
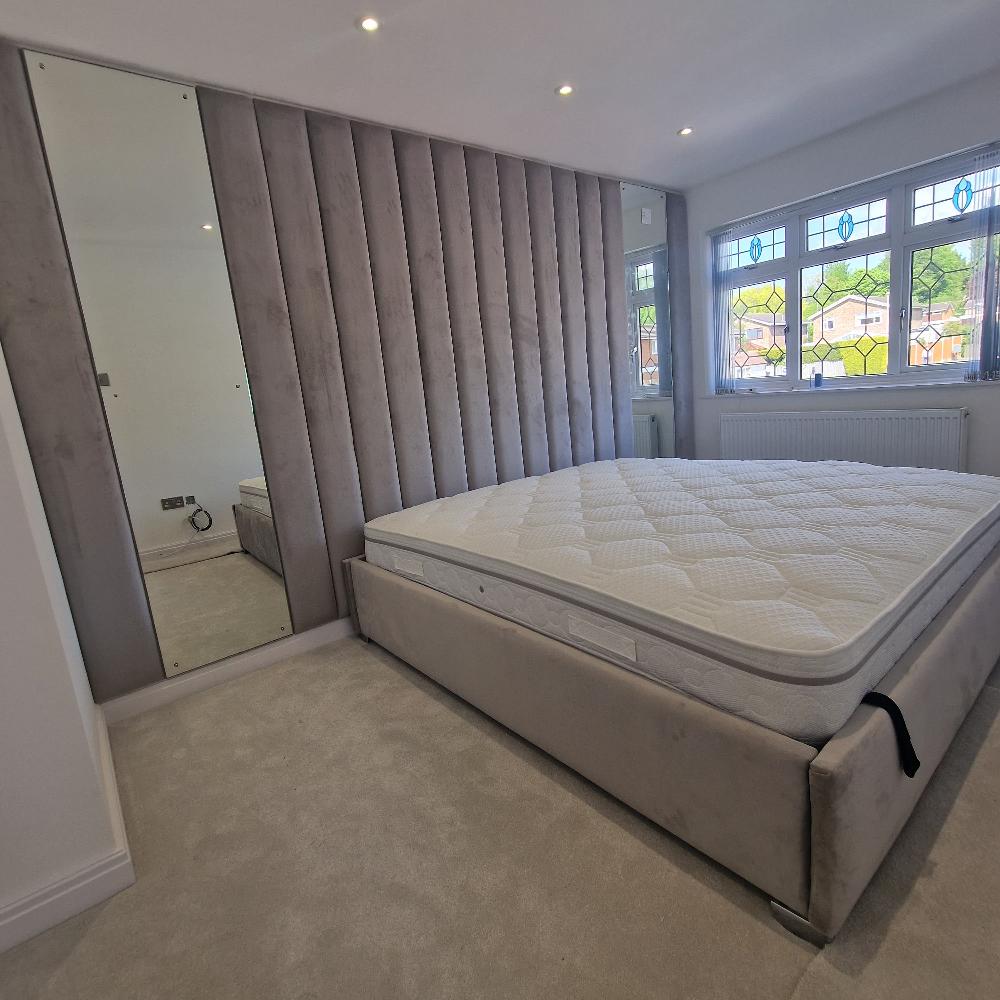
[677,126,694,136]
[556,84,574,97]
[359,15,380,31]
[201,223,214,231]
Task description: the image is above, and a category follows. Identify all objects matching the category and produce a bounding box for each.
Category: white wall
[622,184,667,253]
[28,54,263,556]
[684,65,1000,476]
[0,350,132,951]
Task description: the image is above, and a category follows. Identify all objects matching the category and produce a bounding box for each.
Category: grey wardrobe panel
[666,193,695,459]
[255,100,364,614]
[497,155,550,478]
[465,147,525,484]
[393,132,469,499]
[599,177,634,458]
[198,88,337,632]
[307,112,403,519]
[352,123,437,508]
[552,168,596,465]
[576,174,616,462]
[0,42,164,701]
[524,162,573,471]
[430,140,498,490]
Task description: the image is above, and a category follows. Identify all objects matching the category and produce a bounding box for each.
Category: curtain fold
[712,228,738,394]
[965,148,1000,382]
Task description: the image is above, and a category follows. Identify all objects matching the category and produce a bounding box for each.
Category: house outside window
[712,146,1000,389]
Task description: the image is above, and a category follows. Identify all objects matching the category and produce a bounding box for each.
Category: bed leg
[770,901,829,947]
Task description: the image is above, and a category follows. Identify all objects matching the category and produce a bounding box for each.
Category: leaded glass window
[729,279,786,379]
[721,227,785,269]
[908,240,977,367]
[913,170,1000,225]
[806,200,887,251]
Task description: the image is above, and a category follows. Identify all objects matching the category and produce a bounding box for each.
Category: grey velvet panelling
[666,192,694,459]
[197,90,632,609]
[0,42,164,701]
[198,89,338,631]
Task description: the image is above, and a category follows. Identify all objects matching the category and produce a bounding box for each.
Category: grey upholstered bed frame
[232,504,283,577]
[345,542,1000,943]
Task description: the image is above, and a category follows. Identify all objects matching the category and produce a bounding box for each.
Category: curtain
[965,147,1000,382]
[712,228,737,394]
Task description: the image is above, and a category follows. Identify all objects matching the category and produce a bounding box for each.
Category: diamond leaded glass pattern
[908,240,976,367]
[801,252,890,378]
[729,279,786,378]
[637,304,658,385]
[806,199,886,251]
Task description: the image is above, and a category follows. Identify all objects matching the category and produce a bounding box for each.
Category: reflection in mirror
[620,182,675,457]
[28,53,292,677]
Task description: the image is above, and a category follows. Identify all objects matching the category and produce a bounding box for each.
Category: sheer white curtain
[965,147,1000,382]
[712,228,737,394]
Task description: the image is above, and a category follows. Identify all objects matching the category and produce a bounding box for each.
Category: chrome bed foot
[770,901,829,947]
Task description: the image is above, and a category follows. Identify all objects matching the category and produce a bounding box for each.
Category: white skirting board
[0,708,134,954]
[102,616,356,723]
[140,529,242,573]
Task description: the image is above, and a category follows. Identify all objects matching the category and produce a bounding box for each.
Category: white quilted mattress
[238,476,271,518]
[364,459,1000,742]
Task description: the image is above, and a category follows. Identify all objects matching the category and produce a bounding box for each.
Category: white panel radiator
[632,414,659,458]
[720,408,968,472]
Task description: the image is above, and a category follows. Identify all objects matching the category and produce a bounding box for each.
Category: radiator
[720,408,968,472]
[632,414,659,458]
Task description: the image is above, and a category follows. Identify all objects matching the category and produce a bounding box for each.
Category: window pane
[805,199,886,250]
[908,240,977,367]
[634,261,654,291]
[912,169,1000,225]
[636,304,659,386]
[730,279,786,379]
[722,227,785,269]
[801,252,890,378]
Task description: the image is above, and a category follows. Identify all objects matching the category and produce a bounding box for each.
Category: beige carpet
[1,639,997,1000]
[145,552,291,675]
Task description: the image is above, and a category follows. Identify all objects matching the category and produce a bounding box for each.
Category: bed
[233,475,283,576]
[345,458,1000,943]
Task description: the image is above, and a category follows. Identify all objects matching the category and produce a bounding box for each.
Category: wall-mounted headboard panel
[199,88,635,618]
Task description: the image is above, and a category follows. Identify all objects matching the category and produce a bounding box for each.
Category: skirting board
[0,709,134,954]
[140,530,241,573]
[102,616,355,722]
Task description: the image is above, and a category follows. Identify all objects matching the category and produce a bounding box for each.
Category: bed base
[233,502,283,577]
[345,544,1000,942]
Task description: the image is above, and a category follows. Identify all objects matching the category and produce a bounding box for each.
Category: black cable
[188,502,213,533]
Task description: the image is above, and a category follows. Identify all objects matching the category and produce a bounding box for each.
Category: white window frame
[626,246,672,398]
[712,145,999,392]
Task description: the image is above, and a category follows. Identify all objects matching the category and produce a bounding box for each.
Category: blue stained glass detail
[952,178,973,213]
[749,236,762,263]
[837,211,855,242]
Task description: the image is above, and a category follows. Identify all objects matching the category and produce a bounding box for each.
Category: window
[626,248,671,395]
[713,146,1000,389]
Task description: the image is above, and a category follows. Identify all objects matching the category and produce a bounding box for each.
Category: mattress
[364,458,1000,742]
[238,475,271,518]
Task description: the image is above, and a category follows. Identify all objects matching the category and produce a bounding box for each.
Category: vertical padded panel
[599,177,634,458]
[576,173,615,461]
[394,132,469,499]
[551,168,595,465]
[255,101,364,614]
[198,89,337,632]
[307,112,403,519]
[352,123,436,508]
[465,147,525,484]
[430,141,498,490]
[0,42,164,700]
[666,193,694,460]
[524,162,573,471]
[497,155,550,477]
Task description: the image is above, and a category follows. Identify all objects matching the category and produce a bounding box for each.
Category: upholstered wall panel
[666,192,695,459]
[198,88,635,611]
[0,41,164,701]
[198,90,338,631]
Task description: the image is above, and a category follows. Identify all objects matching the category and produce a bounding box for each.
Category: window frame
[712,145,1000,392]
[626,246,672,398]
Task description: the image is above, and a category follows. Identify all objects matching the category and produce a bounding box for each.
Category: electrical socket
[185,496,196,505]
[161,496,185,511]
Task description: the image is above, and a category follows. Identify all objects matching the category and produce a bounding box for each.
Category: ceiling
[5,1,1000,190]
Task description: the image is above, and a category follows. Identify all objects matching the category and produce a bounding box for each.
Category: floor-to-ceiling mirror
[620,182,675,457]
[28,53,292,677]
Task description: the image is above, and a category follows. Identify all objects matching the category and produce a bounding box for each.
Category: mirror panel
[28,53,292,676]
[620,182,675,457]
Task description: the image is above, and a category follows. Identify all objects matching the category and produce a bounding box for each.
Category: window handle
[899,307,907,337]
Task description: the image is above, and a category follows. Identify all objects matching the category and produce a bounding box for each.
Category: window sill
[703,378,998,400]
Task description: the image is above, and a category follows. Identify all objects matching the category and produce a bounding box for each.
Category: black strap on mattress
[861,692,921,778]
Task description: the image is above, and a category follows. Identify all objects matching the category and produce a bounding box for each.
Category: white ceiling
[5,1,1000,190]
